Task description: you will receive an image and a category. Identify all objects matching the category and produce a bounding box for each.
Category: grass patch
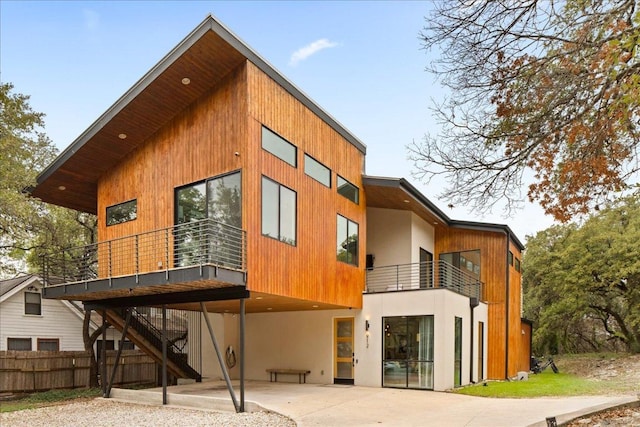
[0,388,101,413]
[454,371,604,398]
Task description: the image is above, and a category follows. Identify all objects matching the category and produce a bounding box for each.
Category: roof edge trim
[363,175,525,250]
[36,17,214,186]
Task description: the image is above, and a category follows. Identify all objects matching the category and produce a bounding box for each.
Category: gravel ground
[0,398,296,427]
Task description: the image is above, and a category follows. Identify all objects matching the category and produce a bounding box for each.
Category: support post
[106,308,132,397]
[240,298,245,412]
[101,310,108,397]
[162,304,167,405]
[200,301,239,412]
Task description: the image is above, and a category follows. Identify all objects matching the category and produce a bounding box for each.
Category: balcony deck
[40,218,248,305]
[365,260,483,301]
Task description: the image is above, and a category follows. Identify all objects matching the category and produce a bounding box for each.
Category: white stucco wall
[356,289,488,391]
[366,208,412,267]
[410,212,435,261]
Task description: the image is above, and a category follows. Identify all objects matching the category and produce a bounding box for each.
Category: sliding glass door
[383,316,434,389]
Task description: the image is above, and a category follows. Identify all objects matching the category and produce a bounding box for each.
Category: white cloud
[83,9,100,31]
[289,38,339,66]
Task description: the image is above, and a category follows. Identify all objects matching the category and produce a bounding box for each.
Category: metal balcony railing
[365,260,483,300]
[40,218,246,286]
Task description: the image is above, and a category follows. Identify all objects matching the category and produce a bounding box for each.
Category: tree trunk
[83,309,110,387]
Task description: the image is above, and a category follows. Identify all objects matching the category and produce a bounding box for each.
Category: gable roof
[0,274,41,303]
[29,14,366,214]
[363,175,525,250]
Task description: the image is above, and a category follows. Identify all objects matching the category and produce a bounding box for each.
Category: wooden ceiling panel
[32,26,246,213]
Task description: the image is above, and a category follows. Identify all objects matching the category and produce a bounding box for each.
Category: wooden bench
[266,368,311,384]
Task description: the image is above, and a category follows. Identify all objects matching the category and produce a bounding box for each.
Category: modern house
[28,15,529,407]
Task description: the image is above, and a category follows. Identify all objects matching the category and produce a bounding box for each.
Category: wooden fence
[0,350,158,393]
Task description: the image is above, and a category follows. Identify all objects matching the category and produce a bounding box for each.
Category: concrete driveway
[111,380,638,427]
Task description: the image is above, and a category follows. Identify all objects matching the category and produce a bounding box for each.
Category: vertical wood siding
[246,62,366,308]
[434,227,512,379]
[96,61,366,308]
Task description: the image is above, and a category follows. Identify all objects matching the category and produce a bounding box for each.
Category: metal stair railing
[113,308,201,381]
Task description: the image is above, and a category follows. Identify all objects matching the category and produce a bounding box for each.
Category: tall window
[7,338,32,351]
[24,292,41,315]
[454,317,463,387]
[337,215,358,265]
[262,126,297,167]
[262,177,297,245]
[337,176,359,204]
[176,171,241,227]
[383,315,434,389]
[175,171,242,267]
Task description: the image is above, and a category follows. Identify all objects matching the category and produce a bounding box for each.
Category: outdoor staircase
[104,308,201,382]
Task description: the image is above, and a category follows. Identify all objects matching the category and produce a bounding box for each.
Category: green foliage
[0,388,101,413]
[455,371,604,398]
[523,195,640,354]
[0,83,96,277]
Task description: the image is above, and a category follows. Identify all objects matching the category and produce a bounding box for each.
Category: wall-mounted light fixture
[365,320,370,331]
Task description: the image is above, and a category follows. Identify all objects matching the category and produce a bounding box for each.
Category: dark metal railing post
[165,229,169,280]
[135,235,139,283]
[108,241,113,287]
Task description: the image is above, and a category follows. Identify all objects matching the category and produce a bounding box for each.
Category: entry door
[334,317,354,385]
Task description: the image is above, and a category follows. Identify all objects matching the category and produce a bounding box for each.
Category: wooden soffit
[31,15,366,214]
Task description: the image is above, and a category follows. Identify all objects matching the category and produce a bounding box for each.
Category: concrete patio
[109,379,638,426]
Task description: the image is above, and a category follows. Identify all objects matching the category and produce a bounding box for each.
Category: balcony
[365,260,483,300]
[40,218,247,302]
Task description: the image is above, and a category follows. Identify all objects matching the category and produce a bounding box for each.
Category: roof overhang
[30,15,366,214]
[363,175,525,250]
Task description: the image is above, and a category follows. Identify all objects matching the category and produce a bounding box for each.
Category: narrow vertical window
[454,317,463,387]
[337,215,358,265]
[25,292,41,315]
[262,177,297,245]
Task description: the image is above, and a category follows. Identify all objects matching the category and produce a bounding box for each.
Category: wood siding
[97,63,249,273]
[435,227,512,379]
[96,60,366,309]
[246,62,366,309]
[508,240,526,374]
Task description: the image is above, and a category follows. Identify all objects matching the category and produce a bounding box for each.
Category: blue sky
[1,1,554,240]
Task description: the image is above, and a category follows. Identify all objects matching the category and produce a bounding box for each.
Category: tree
[523,195,640,354]
[0,82,96,276]
[1,83,106,384]
[410,1,640,221]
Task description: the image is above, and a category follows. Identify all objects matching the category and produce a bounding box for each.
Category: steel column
[101,309,107,397]
[240,298,245,412]
[200,301,239,412]
[162,304,167,405]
